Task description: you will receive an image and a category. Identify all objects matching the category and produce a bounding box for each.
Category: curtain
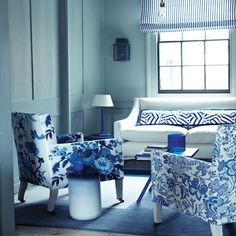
[140,0,236,33]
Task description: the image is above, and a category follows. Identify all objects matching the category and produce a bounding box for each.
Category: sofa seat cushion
[121,125,188,142]
[186,125,218,144]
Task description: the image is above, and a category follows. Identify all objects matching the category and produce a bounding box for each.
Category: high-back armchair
[12,112,124,212]
[151,124,236,236]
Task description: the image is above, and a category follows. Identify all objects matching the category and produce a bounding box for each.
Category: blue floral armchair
[151,124,236,236]
[12,112,124,212]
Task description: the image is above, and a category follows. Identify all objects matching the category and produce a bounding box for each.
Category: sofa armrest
[114,118,136,140]
[114,98,140,140]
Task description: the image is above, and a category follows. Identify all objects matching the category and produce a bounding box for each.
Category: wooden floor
[15,225,139,236]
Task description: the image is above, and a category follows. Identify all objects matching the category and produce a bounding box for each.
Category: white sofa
[114,97,236,160]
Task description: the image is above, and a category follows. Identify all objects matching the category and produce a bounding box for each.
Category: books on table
[135,146,198,160]
[146,144,168,149]
[135,145,168,160]
[145,144,168,152]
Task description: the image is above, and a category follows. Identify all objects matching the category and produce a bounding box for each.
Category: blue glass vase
[168,134,186,152]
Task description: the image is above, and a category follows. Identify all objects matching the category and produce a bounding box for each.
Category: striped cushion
[137,110,236,128]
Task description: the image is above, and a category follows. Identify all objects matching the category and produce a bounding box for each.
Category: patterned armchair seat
[151,124,236,236]
[12,112,124,212]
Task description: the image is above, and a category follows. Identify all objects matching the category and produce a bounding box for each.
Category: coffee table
[136,147,199,203]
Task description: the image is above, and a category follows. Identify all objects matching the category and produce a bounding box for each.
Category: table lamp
[92,94,114,135]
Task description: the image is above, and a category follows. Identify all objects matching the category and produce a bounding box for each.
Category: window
[158,30,230,93]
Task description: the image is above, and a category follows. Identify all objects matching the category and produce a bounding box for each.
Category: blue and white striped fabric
[140,0,236,33]
[137,110,236,128]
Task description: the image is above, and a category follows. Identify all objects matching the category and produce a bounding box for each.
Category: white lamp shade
[92,94,114,107]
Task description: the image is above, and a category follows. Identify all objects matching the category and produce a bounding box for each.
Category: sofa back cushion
[137,110,236,128]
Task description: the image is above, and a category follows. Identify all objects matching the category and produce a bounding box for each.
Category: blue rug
[15,195,236,236]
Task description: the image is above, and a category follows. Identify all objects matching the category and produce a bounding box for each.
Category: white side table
[68,172,102,220]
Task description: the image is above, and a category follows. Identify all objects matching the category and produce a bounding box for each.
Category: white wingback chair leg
[115,179,123,202]
[18,180,28,202]
[153,203,162,224]
[47,189,59,212]
[210,225,223,236]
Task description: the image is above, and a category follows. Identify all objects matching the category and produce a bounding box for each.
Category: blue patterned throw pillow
[137,109,236,128]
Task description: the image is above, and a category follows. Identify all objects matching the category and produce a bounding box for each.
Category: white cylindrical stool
[68,172,102,220]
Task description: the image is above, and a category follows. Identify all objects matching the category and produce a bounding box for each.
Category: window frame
[157,30,230,94]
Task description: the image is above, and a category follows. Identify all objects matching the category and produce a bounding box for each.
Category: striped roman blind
[140,0,236,33]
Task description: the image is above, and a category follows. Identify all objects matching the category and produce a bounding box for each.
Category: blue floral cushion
[137,109,236,128]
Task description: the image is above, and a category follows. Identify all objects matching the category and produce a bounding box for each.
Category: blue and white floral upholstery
[67,139,124,181]
[151,124,236,236]
[12,112,124,211]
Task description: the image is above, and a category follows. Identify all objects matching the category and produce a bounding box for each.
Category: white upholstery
[186,125,218,144]
[121,125,187,142]
[114,97,236,160]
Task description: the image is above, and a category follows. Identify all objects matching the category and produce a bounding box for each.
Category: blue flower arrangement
[67,140,122,178]
[67,147,99,175]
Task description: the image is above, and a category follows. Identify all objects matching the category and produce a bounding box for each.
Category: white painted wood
[57,0,70,133]
[67,0,84,134]
[11,98,61,116]
[84,109,100,135]
[31,0,60,99]
[153,203,162,224]
[71,111,84,133]
[9,0,106,189]
[83,0,103,94]
[67,0,83,97]
[8,0,32,102]
[47,189,59,212]
[102,0,146,101]
[229,30,236,96]
[210,224,223,236]
[0,0,15,234]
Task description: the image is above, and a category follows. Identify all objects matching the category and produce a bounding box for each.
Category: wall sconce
[113,38,130,61]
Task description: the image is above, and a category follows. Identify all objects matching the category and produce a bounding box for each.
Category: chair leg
[115,178,124,202]
[153,203,162,224]
[210,224,223,236]
[18,180,28,202]
[47,189,58,212]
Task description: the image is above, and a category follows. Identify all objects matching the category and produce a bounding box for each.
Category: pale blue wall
[9,0,103,135]
[0,0,15,234]
[103,0,146,126]
[7,0,236,195]
[102,0,236,128]
[103,0,146,101]
[9,0,103,191]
